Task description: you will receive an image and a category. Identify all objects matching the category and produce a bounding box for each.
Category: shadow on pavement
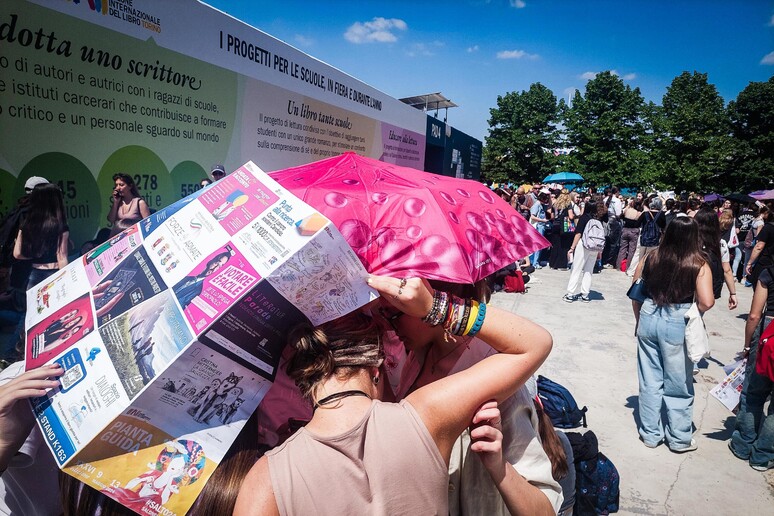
[625,395,640,428]
[704,416,736,442]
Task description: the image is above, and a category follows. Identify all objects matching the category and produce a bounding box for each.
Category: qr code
[60,364,84,390]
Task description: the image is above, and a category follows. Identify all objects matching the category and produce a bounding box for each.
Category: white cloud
[563,87,578,96]
[761,51,774,65]
[344,17,407,44]
[497,49,539,60]
[294,35,314,47]
[769,15,774,26]
[467,45,480,53]
[622,73,637,81]
[407,43,434,57]
[581,71,597,80]
[510,0,526,8]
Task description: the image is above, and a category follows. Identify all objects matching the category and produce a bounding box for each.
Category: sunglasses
[213,171,225,176]
[379,307,404,330]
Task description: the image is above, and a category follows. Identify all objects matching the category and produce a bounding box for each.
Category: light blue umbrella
[543,171,584,183]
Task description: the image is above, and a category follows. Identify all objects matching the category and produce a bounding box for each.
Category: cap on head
[24,176,49,191]
[211,164,226,177]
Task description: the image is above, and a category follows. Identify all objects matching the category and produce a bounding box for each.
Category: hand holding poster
[25,161,377,516]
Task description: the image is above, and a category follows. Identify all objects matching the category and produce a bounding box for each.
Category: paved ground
[489,266,774,515]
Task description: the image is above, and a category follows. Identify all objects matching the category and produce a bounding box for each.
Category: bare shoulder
[233,456,279,516]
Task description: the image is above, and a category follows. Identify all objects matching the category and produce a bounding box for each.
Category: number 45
[56,180,77,200]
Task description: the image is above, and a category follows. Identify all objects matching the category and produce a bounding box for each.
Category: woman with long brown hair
[235,275,553,515]
[632,217,714,452]
[13,183,69,289]
[107,173,150,236]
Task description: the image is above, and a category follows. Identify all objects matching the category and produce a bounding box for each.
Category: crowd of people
[494,182,773,469]
[0,168,771,515]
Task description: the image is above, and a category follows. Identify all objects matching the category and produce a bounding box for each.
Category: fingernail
[366,278,373,284]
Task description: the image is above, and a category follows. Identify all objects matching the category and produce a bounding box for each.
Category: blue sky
[203,0,774,142]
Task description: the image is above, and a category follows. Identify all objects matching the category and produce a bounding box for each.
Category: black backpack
[537,375,588,429]
[640,212,661,247]
[567,430,620,515]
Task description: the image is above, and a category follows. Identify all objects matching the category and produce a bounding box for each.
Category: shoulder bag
[684,302,710,363]
[626,256,648,303]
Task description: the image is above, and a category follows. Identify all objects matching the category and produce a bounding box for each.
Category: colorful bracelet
[453,299,472,336]
[467,302,487,336]
[442,295,456,327]
[425,291,450,327]
[464,301,479,336]
[422,290,441,324]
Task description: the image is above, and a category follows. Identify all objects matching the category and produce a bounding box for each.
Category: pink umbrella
[270,153,549,284]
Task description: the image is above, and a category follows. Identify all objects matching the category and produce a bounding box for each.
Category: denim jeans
[27,268,58,291]
[637,299,694,448]
[730,315,774,466]
[529,223,547,266]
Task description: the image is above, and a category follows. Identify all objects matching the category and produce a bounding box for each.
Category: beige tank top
[267,399,448,515]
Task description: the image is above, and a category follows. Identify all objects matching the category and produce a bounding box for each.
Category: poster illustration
[197,160,280,236]
[202,282,304,381]
[93,247,168,327]
[101,439,207,514]
[99,292,192,400]
[26,293,95,369]
[83,226,143,286]
[172,245,261,335]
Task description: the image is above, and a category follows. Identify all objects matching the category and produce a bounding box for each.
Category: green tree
[482,83,560,184]
[657,71,730,192]
[562,72,649,187]
[726,76,774,192]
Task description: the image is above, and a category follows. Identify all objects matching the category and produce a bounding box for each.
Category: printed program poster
[25,160,376,516]
[710,359,746,412]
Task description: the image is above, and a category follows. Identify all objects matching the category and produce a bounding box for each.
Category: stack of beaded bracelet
[422,290,449,326]
[423,290,487,337]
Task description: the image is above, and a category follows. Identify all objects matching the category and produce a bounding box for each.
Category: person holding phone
[107,173,150,237]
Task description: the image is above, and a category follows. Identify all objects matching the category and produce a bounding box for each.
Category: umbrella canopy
[543,171,584,184]
[750,189,774,200]
[270,153,549,284]
[725,193,757,204]
[703,193,722,202]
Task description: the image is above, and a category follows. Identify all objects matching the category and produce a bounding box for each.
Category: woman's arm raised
[367,275,552,463]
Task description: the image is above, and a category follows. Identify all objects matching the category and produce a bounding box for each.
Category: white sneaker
[563,293,576,303]
[669,439,698,453]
